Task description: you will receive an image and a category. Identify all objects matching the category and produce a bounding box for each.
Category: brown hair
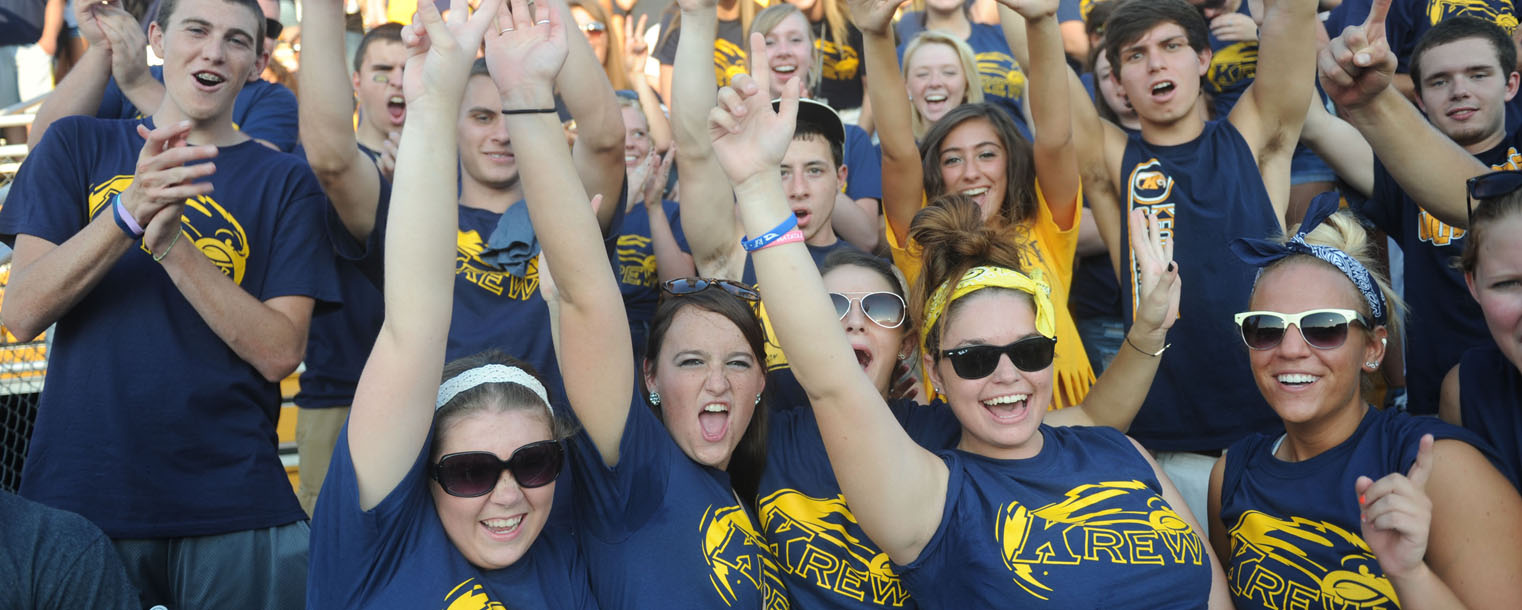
[1461,187,1522,275]
[909,195,1034,354]
[1102,0,1209,83]
[919,103,1041,228]
[431,350,577,460]
[569,0,632,90]
[644,288,770,509]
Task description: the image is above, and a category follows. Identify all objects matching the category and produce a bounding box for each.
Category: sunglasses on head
[266,18,283,39]
[830,292,907,329]
[1233,309,1370,351]
[1466,169,1522,226]
[661,278,760,301]
[430,440,564,498]
[939,336,1056,380]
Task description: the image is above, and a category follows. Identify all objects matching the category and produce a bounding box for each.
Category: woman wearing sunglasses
[1440,170,1522,492]
[708,54,1228,605]
[1206,196,1522,609]
[307,2,598,608]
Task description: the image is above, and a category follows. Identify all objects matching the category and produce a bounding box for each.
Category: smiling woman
[1208,197,1522,610]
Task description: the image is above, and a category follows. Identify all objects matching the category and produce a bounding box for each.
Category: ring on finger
[500,26,514,32]
[536,19,550,24]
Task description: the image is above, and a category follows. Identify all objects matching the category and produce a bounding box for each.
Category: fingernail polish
[1359,494,1366,504]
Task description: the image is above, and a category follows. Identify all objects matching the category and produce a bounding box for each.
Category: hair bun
[910,194,1026,267]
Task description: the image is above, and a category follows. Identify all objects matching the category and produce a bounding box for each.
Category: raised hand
[1209,12,1259,43]
[96,6,150,90]
[845,0,911,36]
[400,0,500,107]
[120,121,217,239]
[1357,434,1436,580]
[1128,207,1180,335]
[379,131,400,182]
[1318,0,1394,110]
[483,0,568,107]
[708,33,800,187]
[75,0,120,50]
[992,0,1059,21]
[642,149,675,208]
[624,14,650,84]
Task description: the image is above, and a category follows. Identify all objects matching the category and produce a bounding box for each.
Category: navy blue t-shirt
[297,144,387,410]
[816,23,866,112]
[340,197,566,399]
[0,116,337,537]
[1204,2,1258,120]
[843,124,882,203]
[308,426,597,610]
[1354,129,1521,414]
[1218,406,1498,610]
[0,0,45,45]
[1119,120,1282,451]
[898,426,1214,607]
[569,398,790,609]
[758,400,961,609]
[97,66,300,152]
[1459,345,1522,490]
[896,18,1029,135]
[616,200,689,327]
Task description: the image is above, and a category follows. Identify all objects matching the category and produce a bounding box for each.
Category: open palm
[708,33,800,186]
[1129,208,1180,333]
[483,0,569,104]
[844,0,909,36]
[401,0,499,106]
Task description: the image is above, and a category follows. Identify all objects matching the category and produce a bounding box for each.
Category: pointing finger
[1407,434,1435,488]
[746,32,772,102]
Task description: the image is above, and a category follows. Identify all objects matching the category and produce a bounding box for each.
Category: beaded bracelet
[741,215,799,252]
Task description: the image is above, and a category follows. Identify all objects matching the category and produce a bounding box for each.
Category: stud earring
[648,391,661,406]
[1365,361,1380,369]
[897,352,908,361]
[754,394,762,406]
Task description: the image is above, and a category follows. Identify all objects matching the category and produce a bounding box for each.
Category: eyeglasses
[1233,309,1370,351]
[579,21,607,34]
[266,18,283,39]
[430,440,565,497]
[939,336,1057,379]
[830,291,907,328]
[1465,169,1522,226]
[661,278,760,301]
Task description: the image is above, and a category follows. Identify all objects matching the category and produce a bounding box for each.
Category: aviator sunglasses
[661,278,761,301]
[830,292,907,328]
[430,440,565,498]
[939,336,1057,379]
[1233,309,1370,351]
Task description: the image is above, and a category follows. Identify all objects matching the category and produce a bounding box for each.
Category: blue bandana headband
[1229,193,1388,326]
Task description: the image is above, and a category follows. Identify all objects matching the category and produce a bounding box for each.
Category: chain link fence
[1,104,42,493]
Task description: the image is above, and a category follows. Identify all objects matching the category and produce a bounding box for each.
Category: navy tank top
[1459,345,1522,490]
[1119,120,1282,451]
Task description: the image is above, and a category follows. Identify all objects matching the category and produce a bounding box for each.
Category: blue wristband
[741,215,799,252]
[110,194,143,238]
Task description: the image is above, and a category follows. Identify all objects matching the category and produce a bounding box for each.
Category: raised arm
[848,0,923,248]
[999,0,1078,229]
[1317,0,1485,228]
[1046,208,1178,431]
[552,0,625,235]
[712,36,950,566]
[670,0,745,279]
[489,0,635,466]
[346,0,495,510]
[26,1,128,149]
[1299,94,1374,197]
[640,151,697,281]
[299,0,384,241]
[626,14,673,154]
[1227,0,1318,190]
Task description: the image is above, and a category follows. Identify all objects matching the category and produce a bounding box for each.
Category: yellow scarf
[920,266,1056,355]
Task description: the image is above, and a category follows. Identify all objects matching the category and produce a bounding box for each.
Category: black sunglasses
[939,336,1057,379]
[265,18,283,39]
[1466,169,1522,227]
[1233,309,1370,351]
[830,291,907,329]
[430,440,565,498]
[661,278,760,301]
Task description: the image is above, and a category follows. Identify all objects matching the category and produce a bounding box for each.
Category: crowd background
[0,0,1520,606]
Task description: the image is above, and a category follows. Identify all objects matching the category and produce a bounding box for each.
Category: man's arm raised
[1319,0,1486,228]
[1228,0,1319,224]
[671,0,745,279]
[552,0,625,235]
[299,0,384,241]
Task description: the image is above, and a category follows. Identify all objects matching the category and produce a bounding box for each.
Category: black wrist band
[500,107,558,115]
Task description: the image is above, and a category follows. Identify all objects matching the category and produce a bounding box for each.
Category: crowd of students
[1,0,1521,607]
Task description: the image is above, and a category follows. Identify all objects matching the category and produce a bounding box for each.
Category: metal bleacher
[0,95,305,494]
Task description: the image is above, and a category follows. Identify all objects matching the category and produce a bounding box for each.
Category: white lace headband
[435,364,552,413]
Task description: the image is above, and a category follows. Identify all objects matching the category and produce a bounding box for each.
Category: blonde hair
[1259,210,1407,343]
[570,0,632,90]
[750,4,821,94]
[901,31,984,138]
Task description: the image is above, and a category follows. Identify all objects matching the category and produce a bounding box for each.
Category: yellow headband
[920,266,1055,353]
